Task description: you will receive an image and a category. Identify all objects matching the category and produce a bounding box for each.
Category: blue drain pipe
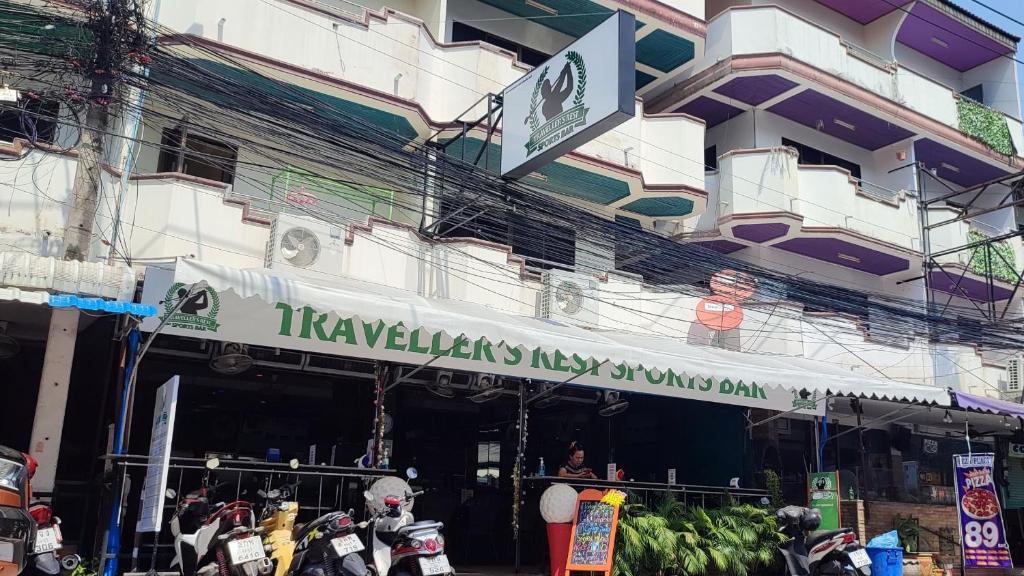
[102,328,140,576]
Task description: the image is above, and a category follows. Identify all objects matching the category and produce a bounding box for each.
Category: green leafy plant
[764,470,784,510]
[614,493,785,576]
[957,98,1015,156]
[893,513,920,553]
[967,230,1021,284]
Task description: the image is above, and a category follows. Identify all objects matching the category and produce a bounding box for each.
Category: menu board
[565,489,621,573]
[953,453,1013,569]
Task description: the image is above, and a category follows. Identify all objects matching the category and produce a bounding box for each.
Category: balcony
[685,148,920,278]
[156,0,707,224]
[658,6,1024,187]
[927,211,1022,302]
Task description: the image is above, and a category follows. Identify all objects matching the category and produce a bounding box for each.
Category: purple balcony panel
[733,223,790,243]
[713,75,799,106]
[675,96,744,128]
[896,2,1013,72]
[775,237,911,275]
[767,90,914,150]
[813,0,911,24]
[929,270,1014,301]
[914,139,1011,188]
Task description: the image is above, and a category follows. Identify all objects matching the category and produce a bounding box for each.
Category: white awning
[139,259,951,412]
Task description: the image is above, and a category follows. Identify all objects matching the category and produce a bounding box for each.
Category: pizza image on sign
[962,488,1000,520]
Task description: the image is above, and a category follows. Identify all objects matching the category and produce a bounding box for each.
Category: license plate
[0,541,12,562]
[418,554,451,576]
[330,534,364,556]
[849,549,872,568]
[34,527,61,554]
[227,536,266,564]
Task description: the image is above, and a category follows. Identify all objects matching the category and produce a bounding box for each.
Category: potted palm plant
[894,514,932,576]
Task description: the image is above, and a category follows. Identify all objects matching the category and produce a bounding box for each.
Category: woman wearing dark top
[558,441,597,479]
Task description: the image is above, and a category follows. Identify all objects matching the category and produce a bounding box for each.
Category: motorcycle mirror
[165,489,177,500]
[363,490,374,502]
[289,459,299,470]
[206,457,220,470]
[405,467,418,480]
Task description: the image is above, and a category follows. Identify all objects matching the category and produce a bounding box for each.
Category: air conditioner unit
[538,271,599,326]
[1006,356,1023,394]
[265,214,345,281]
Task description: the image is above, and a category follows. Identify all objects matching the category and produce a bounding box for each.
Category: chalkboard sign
[565,489,621,574]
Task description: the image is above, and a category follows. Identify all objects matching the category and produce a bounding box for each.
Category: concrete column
[28,308,81,495]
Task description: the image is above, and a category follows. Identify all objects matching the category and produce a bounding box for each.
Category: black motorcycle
[288,510,368,576]
[776,506,871,576]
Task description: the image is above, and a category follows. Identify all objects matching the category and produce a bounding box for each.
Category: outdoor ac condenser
[538,270,600,327]
[265,213,345,281]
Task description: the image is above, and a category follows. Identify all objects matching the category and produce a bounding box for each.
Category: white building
[0,0,1022,562]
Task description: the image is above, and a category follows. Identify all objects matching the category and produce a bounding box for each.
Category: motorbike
[169,458,273,576]
[776,505,871,576]
[286,508,367,576]
[0,448,37,576]
[256,468,300,576]
[358,470,452,576]
[25,501,81,576]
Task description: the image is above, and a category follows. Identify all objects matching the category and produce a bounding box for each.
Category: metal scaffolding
[918,166,1024,323]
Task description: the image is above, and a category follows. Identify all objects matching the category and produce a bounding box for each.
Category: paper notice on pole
[136,376,180,532]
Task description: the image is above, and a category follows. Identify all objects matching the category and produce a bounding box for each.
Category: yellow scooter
[258,475,300,576]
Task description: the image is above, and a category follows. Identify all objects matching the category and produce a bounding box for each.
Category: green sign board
[809,472,841,530]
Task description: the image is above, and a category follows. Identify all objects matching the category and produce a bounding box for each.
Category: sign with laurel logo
[525,51,589,155]
[500,11,636,178]
[161,282,221,332]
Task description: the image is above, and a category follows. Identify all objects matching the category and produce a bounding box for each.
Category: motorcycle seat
[398,521,443,534]
[807,528,852,548]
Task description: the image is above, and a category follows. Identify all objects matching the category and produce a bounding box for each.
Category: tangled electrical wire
[4,0,1024,355]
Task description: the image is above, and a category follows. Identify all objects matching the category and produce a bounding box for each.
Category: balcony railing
[703,6,1024,154]
[698,148,919,251]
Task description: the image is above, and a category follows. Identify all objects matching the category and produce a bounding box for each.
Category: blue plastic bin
[866,547,903,576]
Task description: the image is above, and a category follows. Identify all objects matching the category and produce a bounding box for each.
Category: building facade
[0,0,1023,569]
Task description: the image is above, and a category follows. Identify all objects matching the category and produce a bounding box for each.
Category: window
[157,127,238,184]
[782,138,861,179]
[961,84,984,105]
[0,99,59,144]
[451,22,550,68]
[476,440,501,486]
[704,145,717,171]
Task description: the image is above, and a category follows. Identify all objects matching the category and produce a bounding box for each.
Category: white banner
[139,262,837,414]
[136,376,179,533]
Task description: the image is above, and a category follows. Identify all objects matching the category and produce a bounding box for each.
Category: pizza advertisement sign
[953,453,1012,568]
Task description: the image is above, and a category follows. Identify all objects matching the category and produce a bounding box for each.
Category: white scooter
[358,470,453,576]
[169,458,272,576]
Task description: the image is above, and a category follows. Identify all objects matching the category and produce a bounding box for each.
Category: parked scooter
[358,470,452,576]
[776,505,872,576]
[0,448,36,576]
[25,500,81,576]
[169,458,273,576]
[286,508,367,576]
[257,461,301,576]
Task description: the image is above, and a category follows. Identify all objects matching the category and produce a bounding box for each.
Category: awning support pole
[371,363,391,468]
[513,380,527,574]
[101,283,198,576]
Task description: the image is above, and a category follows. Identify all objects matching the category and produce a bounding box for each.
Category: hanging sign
[500,11,636,178]
[136,376,180,533]
[808,471,841,530]
[566,489,622,574]
[953,453,1013,568]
